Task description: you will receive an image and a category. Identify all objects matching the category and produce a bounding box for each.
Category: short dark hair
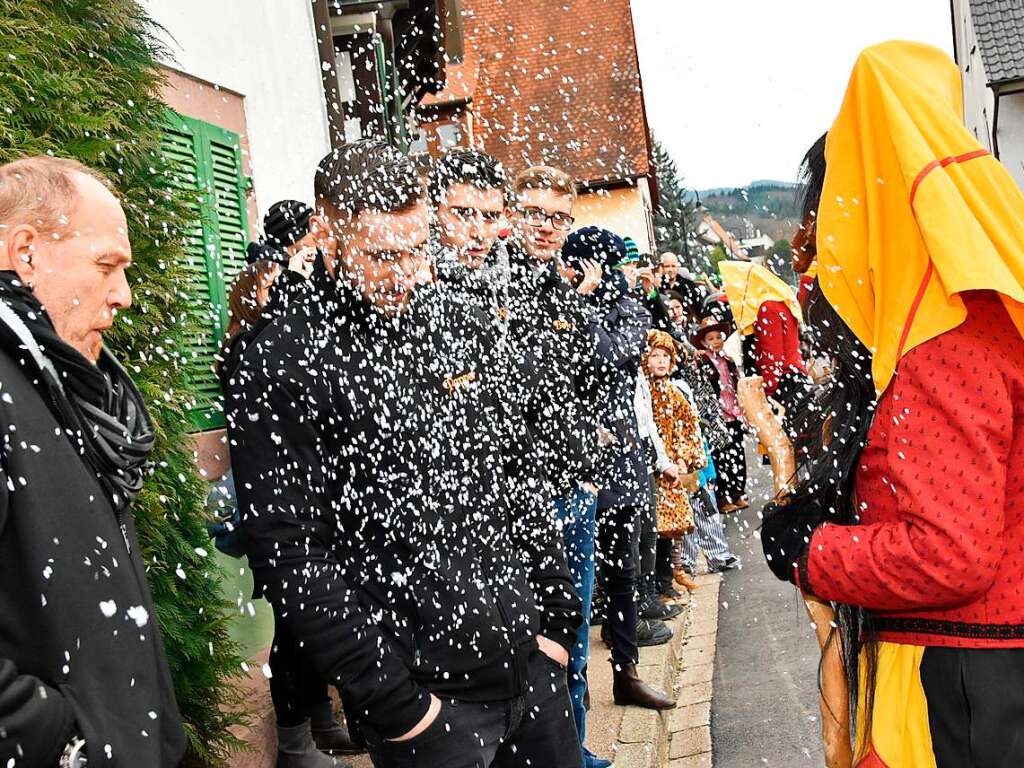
[314,139,422,217]
[428,148,508,205]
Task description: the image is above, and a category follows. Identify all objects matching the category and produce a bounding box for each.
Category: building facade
[952,0,1024,189]
[415,0,660,251]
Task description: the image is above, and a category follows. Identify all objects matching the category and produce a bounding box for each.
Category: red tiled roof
[452,0,653,185]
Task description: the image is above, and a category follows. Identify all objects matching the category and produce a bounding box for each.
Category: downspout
[992,82,1002,160]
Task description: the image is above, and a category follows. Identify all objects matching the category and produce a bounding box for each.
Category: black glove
[760,513,818,584]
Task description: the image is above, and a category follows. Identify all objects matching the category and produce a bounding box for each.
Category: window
[160,110,250,430]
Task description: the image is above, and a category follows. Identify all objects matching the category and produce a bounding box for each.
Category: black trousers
[363,649,582,768]
[711,420,746,507]
[921,647,1024,767]
[269,618,331,728]
[633,477,659,605]
[596,503,640,667]
[655,537,675,594]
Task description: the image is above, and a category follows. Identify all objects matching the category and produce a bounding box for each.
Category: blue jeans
[554,487,597,756]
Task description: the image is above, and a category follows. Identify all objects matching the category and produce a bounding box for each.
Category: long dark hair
[765,133,881,756]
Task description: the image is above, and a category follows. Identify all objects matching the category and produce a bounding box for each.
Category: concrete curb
[611,573,722,768]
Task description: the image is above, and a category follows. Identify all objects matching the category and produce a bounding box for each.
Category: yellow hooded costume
[718,260,802,336]
[817,40,1024,395]
[814,41,1024,768]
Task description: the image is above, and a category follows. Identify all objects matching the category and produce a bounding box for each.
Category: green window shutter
[160,110,250,431]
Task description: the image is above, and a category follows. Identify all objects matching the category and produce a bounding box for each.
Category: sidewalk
[599,574,722,768]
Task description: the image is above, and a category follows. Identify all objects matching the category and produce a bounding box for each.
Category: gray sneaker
[636,618,673,647]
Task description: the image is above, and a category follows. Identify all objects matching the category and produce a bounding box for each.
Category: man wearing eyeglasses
[505,166,612,768]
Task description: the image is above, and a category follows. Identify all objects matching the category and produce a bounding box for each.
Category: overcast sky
[631,1,955,190]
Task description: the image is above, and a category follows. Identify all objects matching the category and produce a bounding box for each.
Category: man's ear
[308,213,331,247]
[0,224,41,286]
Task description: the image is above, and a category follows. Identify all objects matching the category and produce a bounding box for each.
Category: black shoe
[309,701,364,756]
[708,555,741,573]
[590,605,606,626]
[636,619,672,647]
[311,722,362,756]
[659,585,684,601]
[639,600,685,621]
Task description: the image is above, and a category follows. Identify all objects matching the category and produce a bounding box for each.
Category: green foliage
[701,183,801,243]
[708,244,729,282]
[652,139,706,272]
[0,1,247,764]
[768,239,797,287]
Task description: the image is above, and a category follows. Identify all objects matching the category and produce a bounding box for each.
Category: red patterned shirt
[800,291,1024,648]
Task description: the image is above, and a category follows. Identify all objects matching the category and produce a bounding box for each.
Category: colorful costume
[719,260,807,395]
[789,41,1024,767]
[643,331,703,536]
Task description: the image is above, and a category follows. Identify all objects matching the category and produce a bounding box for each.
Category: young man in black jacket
[561,227,676,713]
[504,165,615,768]
[225,140,581,768]
[0,157,184,768]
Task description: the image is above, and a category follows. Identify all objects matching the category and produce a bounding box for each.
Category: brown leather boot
[612,662,675,710]
[675,568,700,592]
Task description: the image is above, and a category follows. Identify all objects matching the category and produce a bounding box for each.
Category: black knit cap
[263,200,312,248]
[561,226,628,272]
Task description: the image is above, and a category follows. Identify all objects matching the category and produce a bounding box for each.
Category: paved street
[711,445,826,767]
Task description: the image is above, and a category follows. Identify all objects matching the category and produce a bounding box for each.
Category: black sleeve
[591,303,652,370]
[0,659,77,767]
[263,268,308,319]
[509,482,583,655]
[0,461,77,766]
[227,369,431,739]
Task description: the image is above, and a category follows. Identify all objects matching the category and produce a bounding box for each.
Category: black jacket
[0,346,184,766]
[587,285,653,510]
[504,247,601,496]
[224,276,579,740]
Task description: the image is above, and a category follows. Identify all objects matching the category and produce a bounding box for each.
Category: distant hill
[698,181,801,242]
[696,180,797,197]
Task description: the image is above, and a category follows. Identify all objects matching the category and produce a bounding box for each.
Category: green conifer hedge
[0,2,246,764]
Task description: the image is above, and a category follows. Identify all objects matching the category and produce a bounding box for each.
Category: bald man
[0,156,184,768]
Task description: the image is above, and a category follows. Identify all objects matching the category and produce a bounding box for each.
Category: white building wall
[143,0,331,219]
[952,0,996,150]
[995,91,1024,188]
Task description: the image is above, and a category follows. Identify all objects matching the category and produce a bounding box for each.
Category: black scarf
[0,272,154,514]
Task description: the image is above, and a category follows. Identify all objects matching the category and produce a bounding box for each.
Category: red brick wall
[445,0,653,184]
